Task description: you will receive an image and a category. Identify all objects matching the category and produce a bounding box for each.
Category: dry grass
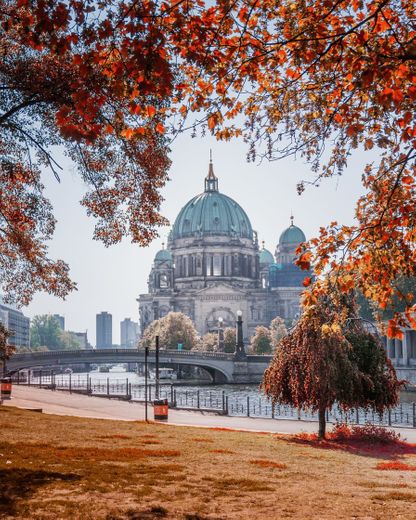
[1,406,416,519]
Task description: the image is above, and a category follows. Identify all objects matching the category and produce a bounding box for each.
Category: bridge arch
[6,349,236,383]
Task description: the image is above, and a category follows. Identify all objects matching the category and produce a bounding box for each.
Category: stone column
[402,330,409,366]
[387,338,395,360]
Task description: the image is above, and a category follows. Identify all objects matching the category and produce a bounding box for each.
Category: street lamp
[235,310,246,360]
[218,317,224,351]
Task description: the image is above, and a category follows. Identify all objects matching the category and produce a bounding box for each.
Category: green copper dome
[259,246,274,265]
[279,221,306,245]
[155,248,172,262]
[171,161,253,240]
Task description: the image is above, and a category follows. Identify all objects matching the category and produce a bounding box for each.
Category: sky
[25,133,367,346]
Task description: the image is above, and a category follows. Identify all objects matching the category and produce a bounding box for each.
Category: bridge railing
[10,348,236,362]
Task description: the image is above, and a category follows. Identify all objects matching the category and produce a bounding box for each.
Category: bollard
[154,398,168,421]
[1,377,12,401]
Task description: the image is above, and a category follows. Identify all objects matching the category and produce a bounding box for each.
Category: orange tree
[0,0,223,304]
[1,0,415,333]
[178,0,415,335]
[0,323,15,375]
[262,291,403,438]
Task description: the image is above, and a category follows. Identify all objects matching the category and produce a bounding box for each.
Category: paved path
[4,385,416,441]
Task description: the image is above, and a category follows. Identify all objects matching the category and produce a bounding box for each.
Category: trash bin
[1,377,12,401]
[153,398,168,421]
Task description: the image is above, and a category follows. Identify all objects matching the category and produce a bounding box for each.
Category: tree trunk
[318,405,326,439]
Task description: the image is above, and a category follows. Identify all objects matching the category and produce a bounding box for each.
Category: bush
[331,422,401,444]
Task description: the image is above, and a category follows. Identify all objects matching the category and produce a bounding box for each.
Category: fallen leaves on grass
[376,461,416,471]
[250,459,287,469]
[371,491,416,502]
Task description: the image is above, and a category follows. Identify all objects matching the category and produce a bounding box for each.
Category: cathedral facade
[138,160,310,340]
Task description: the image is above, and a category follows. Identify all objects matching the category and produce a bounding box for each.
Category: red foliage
[291,423,416,458]
[376,461,416,471]
[250,459,287,469]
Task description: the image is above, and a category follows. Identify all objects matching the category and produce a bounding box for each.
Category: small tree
[0,323,15,375]
[270,317,288,349]
[30,315,63,350]
[140,312,199,350]
[250,326,272,354]
[222,327,236,353]
[262,293,403,439]
[194,332,219,352]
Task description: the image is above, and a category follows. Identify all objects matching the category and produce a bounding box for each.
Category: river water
[30,366,416,404]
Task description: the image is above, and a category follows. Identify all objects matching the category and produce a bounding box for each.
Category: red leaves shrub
[376,461,416,471]
[331,423,401,444]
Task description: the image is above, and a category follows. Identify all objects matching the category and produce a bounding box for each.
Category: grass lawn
[1,406,416,519]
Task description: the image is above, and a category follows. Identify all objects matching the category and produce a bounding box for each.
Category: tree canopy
[140,312,199,350]
[30,314,81,350]
[1,0,415,333]
[250,326,273,354]
[262,291,403,438]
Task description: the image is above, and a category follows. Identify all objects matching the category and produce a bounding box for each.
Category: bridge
[6,349,272,384]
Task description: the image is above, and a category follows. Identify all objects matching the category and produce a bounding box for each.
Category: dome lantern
[204,150,218,192]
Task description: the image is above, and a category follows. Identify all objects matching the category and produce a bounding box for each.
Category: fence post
[107,377,109,397]
[413,403,416,428]
[225,395,229,416]
[247,396,250,417]
[388,409,392,426]
[39,370,42,388]
[173,388,177,408]
[17,371,20,385]
[272,402,275,419]
[170,384,174,406]
[28,370,31,386]
[69,373,72,394]
[356,408,359,424]
[197,390,200,409]
[222,391,225,413]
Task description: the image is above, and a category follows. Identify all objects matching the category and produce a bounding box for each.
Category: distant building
[71,331,92,350]
[0,301,30,348]
[96,312,112,349]
[53,314,65,330]
[120,318,139,348]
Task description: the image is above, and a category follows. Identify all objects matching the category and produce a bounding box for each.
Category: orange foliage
[250,459,287,469]
[376,461,416,471]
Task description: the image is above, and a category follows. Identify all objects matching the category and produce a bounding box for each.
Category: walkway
[4,386,416,442]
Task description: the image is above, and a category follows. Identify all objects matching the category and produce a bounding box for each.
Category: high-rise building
[96,312,112,349]
[0,300,30,349]
[120,318,139,348]
[53,314,65,330]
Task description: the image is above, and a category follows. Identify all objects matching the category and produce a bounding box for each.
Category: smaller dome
[155,248,172,262]
[259,244,274,266]
[279,218,306,245]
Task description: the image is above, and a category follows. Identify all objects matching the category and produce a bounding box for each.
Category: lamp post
[235,310,246,360]
[218,317,224,351]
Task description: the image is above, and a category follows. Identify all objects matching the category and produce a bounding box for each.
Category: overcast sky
[25,133,367,345]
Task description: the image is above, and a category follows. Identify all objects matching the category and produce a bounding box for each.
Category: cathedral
[138,159,311,340]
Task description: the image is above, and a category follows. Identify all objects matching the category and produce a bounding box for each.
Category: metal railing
[11,373,416,428]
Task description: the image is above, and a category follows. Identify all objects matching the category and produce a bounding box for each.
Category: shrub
[331,422,401,444]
